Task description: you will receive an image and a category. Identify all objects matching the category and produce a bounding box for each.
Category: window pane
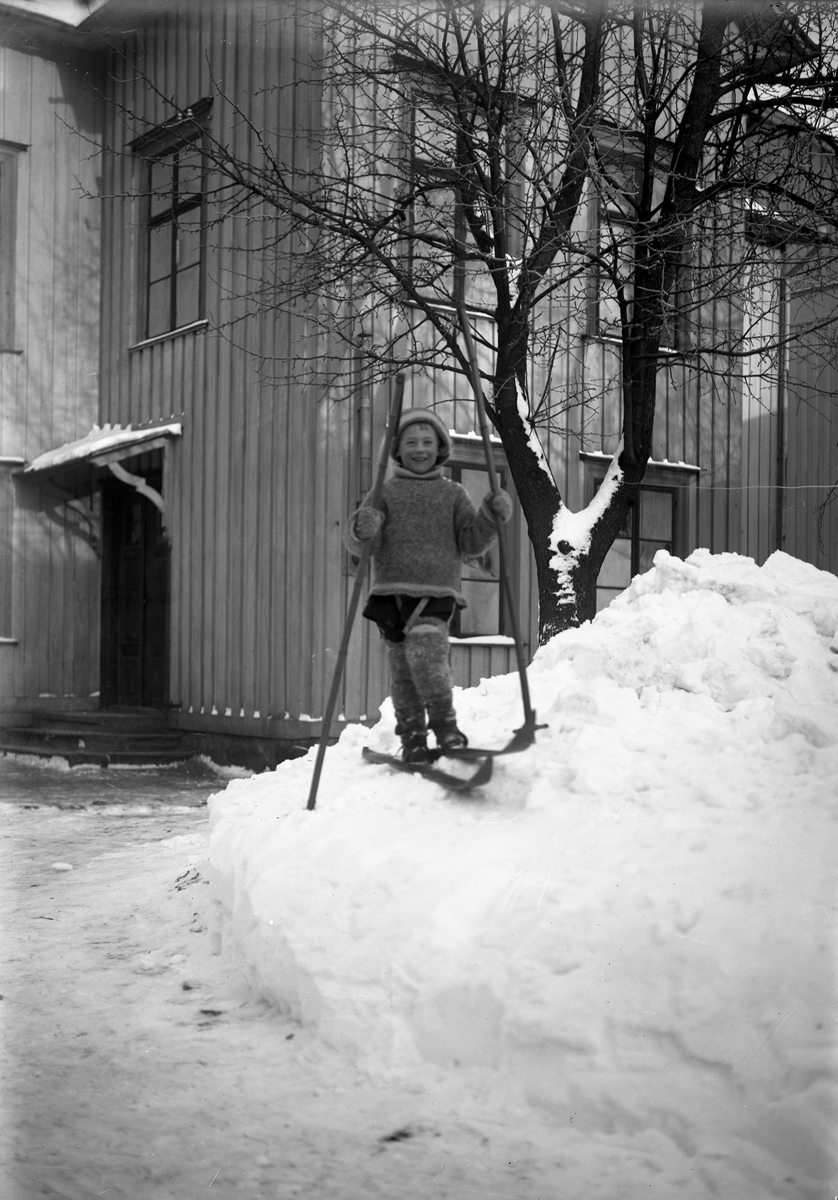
[175,262,201,328]
[463,256,495,312]
[598,221,634,334]
[175,146,204,202]
[148,224,172,284]
[445,463,506,635]
[456,467,478,496]
[596,587,624,613]
[460,469,500,582]
[410,185,456,298]
[458,578,500,636]
[459,468,489,516]
[640,489,673,539]
[638,540,670,574]
[147,277,171,338]
[149,158,175,221]
[414,184,456,233]
[599,286,622,331]
[176,223,202,270]
[598,537,632,588]
[414,102,455,167]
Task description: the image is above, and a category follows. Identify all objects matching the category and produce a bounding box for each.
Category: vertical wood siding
[784,302,838,575]
[0,39,101,714]
[740,266,781,564]
[99,2,381,737]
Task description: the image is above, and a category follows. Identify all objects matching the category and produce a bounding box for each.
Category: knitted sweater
[344,467,501,606]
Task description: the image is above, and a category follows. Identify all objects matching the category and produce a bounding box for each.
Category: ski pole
[305,373,406,811]
[455,303,537,745]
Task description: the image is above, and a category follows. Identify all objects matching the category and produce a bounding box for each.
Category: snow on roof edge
[23,422,182,474]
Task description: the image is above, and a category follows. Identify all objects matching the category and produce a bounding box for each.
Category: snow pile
[208,550,838,1196]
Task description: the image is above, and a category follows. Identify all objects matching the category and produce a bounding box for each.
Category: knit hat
[391,408,452,466]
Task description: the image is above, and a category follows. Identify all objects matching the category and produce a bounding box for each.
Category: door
[100,469,169,708]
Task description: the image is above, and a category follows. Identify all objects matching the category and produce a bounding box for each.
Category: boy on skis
[344,408,512,764]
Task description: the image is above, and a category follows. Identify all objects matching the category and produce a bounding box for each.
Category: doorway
[100,460,170,708]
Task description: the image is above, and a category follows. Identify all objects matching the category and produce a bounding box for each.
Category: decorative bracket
[107,461,167,533]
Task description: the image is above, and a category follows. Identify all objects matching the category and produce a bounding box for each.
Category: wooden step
[8,726,185,753]
[37,708,171,732]
[0,741,193,767]
[0,708,193,767]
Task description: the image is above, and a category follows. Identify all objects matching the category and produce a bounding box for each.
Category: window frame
[587,145,686,351]
[405,86,513,317]
[445,435,515,640]
[131,100,212,343]
[590,202,635,340]
[583,453,698,610]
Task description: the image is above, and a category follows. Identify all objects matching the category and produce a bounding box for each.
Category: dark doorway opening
[100,456,170,708]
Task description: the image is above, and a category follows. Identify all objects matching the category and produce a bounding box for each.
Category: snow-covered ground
[208,549,838,1199]
[8,789,586,1200]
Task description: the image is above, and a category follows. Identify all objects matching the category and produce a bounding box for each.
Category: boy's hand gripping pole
[455,304,539,752]
[305,374,405,811]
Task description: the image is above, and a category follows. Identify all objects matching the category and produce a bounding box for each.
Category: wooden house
[0,7,102,734]
[1,0,836,767]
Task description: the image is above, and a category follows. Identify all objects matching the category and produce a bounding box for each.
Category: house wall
[0,26,102,721]
[99,1,394,744]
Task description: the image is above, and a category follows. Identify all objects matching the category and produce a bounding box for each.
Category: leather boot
[428,704,468,754]
[395,714,430,764]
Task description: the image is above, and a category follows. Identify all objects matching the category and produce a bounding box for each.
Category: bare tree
[116,0,838,641]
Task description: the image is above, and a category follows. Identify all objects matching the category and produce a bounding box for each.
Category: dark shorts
[362,594,458,643]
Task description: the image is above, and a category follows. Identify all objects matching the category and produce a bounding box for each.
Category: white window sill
[580,450,701,474]
[0,637,19,645]
[129,320,209,352]
[450,635,516,646]
[584,333,681,356]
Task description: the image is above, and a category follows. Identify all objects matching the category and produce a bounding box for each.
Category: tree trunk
[491,314,637,643]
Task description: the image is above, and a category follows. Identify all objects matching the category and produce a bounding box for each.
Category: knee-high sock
[403,619,454,726]
[387,640,425,731]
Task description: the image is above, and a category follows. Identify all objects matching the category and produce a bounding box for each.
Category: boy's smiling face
[398,423,440,474]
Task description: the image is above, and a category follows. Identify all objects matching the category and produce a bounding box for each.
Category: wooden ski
[362,746,493,792]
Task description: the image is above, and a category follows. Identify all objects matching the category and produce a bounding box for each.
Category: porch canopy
[19,422,182,499]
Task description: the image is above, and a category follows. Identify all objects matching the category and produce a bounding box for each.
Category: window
[144,144,205,337]
[406,92,497,314]
[595,483,677,611]
[594,211,634,338]
[587,454,697,610]
[0,141,24,350]
[589,148,683,349]
[444,448,512,638]
[132,100,211,340]
[592,206,685,350]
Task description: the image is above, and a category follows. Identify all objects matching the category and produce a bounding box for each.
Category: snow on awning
[20,423,182,481]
